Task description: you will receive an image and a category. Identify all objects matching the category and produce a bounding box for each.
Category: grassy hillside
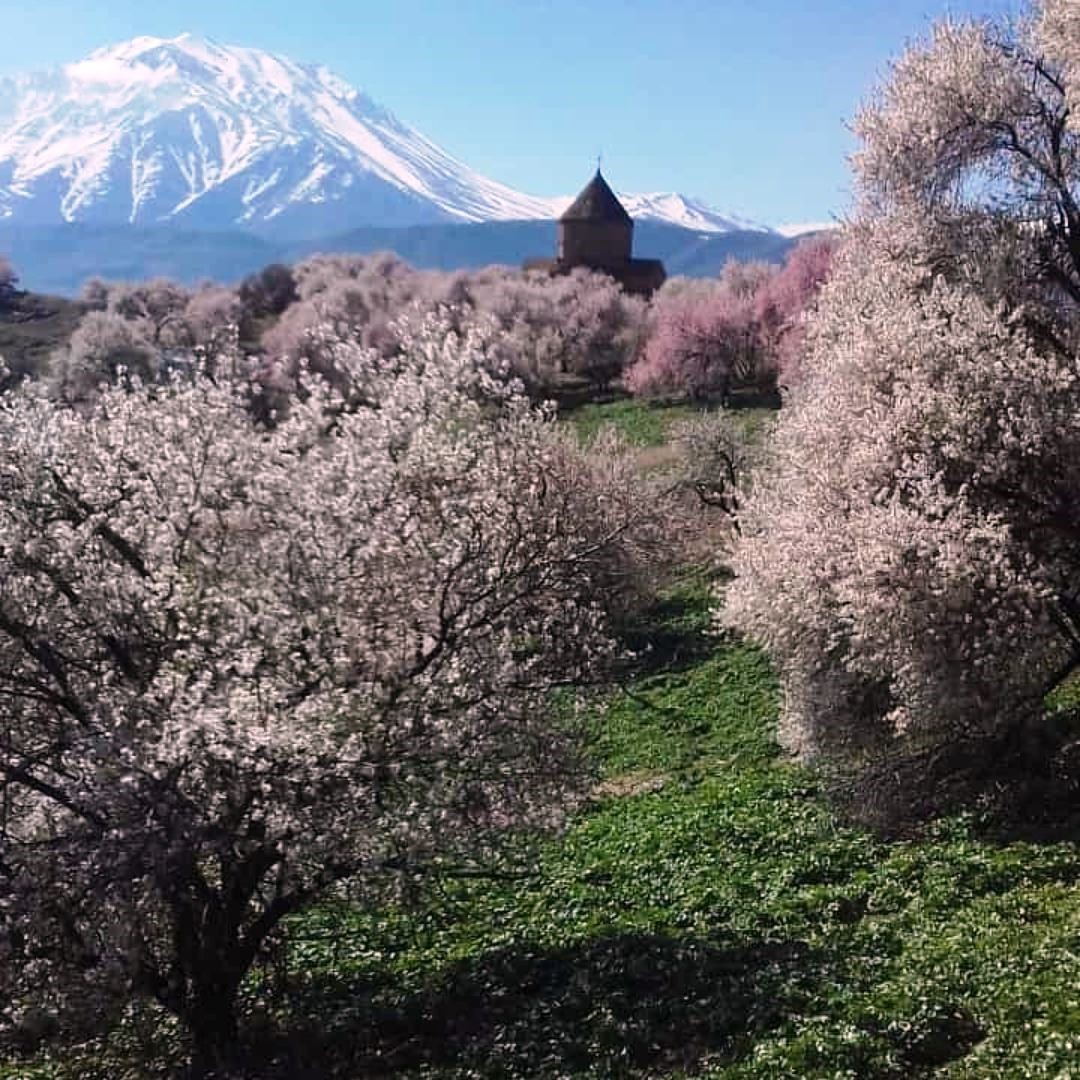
[4,403,1079,1078]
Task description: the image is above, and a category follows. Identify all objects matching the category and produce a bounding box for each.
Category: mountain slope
[301,219,792,276]
[0,34,555,233]
[0,35,772,239]
[0,218,796,297]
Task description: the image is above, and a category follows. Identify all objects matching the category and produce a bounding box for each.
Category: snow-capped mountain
[549,190,768,235]
[0,35,772,238]
[0,34,554,233]
[619,193,768,234]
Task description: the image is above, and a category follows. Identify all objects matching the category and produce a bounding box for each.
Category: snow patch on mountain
[609,192,768,234]
[0,34,797,237]
[775,220,840,238]
[0,34,554,231]
[547,190,768,234]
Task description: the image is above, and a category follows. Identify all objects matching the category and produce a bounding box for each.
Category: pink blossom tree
[725,1,1080,822]
[628,246,838,402]
[0,315,660,1066]
[626,269,764,402]
[753,234,840,387]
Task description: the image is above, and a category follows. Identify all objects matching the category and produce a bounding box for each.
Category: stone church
[525,170,666,297]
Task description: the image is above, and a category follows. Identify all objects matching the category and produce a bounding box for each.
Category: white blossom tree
[259,258,645,402]
[464,266,646,396]
[48,309,161,403]
[0,316,659,1065]
[261,253,446,370]
[724,1,1080,819]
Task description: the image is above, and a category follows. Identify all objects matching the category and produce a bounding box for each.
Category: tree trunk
[186,975,242,1077]
[158,850,303,1074]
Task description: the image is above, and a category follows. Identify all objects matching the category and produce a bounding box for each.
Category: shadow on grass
[617,575,726,680]
[239,933,812,1078]
[829,711,1080,844]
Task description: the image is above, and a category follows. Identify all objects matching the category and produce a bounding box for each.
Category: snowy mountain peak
[547,189,768,235]
[615,192,767,235]
[0,35,777,239]
[0,35,554,233]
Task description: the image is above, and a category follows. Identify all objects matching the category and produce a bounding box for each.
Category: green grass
[568,398,701,448]
[7,578,1080,1078]
[251,579,1080,1078]
[567,397,777,455]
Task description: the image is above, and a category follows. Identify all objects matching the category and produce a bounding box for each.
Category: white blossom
[0,313,660,1060]
[725,1,1080,823]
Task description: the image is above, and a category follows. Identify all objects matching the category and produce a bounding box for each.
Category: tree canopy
[725,1,1080,822]
[0,315,661,1063]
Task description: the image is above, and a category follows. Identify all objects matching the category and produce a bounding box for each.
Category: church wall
[558,220,633,267]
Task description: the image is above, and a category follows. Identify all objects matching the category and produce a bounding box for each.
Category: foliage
[626,265,764,402]
[669,410,769,528]
[79,278,110,312]
[725,0,1080,817]
[48,254,648,416]
[50,280,243,403]
[10,578,1080,1077]
[259,253,450,373]
[237,263,298,321]
[753,234,839,387]
[0,257,18,308]
[257,257,646,402]
[49,309,162,399]
[464,266,647,396]
[0,315,663,1065]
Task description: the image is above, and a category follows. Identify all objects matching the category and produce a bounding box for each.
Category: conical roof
[560,170,633,224]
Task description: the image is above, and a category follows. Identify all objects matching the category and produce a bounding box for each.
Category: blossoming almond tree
[753,234,839,388]
[0,316,657,1065]
[625,246,837,403]
[725,1,1080,820]
[464,266,646,396]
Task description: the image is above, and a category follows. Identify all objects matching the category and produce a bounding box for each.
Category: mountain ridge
[0,219,798,297]
[0,34,771,237]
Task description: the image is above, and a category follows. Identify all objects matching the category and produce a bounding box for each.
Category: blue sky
[0,0,1024,226]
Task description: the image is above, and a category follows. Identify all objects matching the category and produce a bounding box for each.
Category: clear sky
[0,0,1026,226]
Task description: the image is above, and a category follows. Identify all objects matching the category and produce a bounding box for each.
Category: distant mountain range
[0,220,805,297]
[0,34,831,293]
